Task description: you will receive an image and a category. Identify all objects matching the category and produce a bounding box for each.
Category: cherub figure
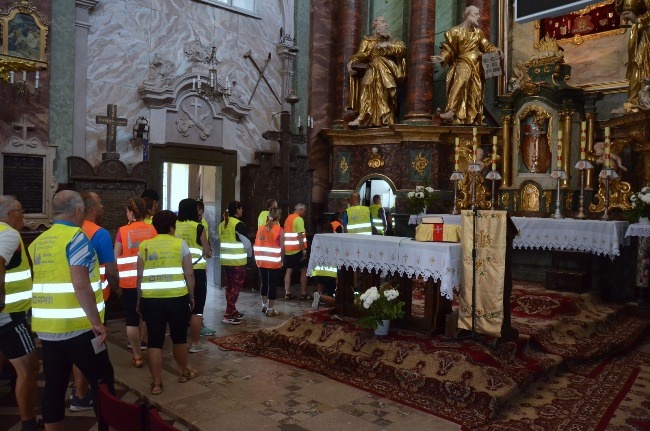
[592,141,627,171]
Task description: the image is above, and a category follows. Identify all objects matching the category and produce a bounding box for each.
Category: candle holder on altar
[485,170,501,210]
[550,169,567,219]
[599,169,618,221]
[449,171,465,215]
[574,160,593,219]
[468,163,481,209]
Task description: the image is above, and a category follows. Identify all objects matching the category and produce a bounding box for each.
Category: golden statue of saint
[618,0,650,112]
[347,16,406,128]
[431,6,502,125]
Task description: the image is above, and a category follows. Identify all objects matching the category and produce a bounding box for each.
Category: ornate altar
[498,36,595,215]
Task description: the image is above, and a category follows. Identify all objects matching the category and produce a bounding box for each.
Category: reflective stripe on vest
[139,235,187,298]
[369,204,384,234]
[28,224,103,333]
[254,224,282,269]
[219,218,247,266]
[117,222,157,288]
[175,221,206,269]
[346,206,372,234]
[0,224,33,313]
[283,213,308,254]
[311,265,337,278]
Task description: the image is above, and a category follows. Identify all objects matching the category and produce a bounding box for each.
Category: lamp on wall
[133,117,150,141]
[1,57,41,97]
[192,46,230,100]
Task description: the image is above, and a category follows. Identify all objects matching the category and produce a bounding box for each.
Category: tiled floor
[0,282,461,430]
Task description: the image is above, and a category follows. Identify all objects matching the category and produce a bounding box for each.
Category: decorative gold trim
[354,173,397,194]
[339,156,349,174]
[411,152,429,176]
[579,79,629,94]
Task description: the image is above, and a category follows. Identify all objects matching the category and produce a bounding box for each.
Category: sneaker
[200,326,216,336]
[126,341,148,350]
[189,343,209,353]
[266,309,280,317]
[221,316,242,325]
[311,292,321,309]
[232,311,244,319]
[69,394,93,412]
[261,305,268,314]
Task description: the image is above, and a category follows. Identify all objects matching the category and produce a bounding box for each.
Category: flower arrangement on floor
[629,187,650,223]
[355,285,405,329]
[407,185,435,215]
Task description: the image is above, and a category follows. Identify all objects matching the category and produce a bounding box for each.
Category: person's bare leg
[72,365,89,399]
[299,268,308,296]
[126,326,142,359]
[44,422,65,431]
[189,315,202,345]
[172,344,189,375]
[9,352,38,421]
[284,268,293,296]
[147,348,163,386]
[140,321,148,344]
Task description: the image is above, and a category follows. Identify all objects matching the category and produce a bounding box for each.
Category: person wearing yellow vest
[140,189,159,225]
[219,201,252,324]
[311,213,341,309]
[176,199,213,353]
[342,192,372,234]
[28,190,115,427]
[137,210,197,395]
[254,207,283,316]
[257,198,277,228]
[0,196,40,431]
[283,203,312,300]
[369,194,387,235]
[68,191,120,412]
[115,198,157,368]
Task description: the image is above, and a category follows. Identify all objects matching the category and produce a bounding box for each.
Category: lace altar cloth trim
[425,215,628,259]
[626,223,650,238]
[307,233,461,299]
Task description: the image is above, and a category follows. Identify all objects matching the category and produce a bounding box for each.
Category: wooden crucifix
[262,110,305,218]
[96,104,127,160]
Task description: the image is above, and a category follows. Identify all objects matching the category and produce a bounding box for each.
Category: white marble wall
[85,0,294,171]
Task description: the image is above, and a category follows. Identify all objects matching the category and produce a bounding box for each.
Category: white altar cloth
[307,233,461,299]
[423,215,628,258]
[626,223,650,238]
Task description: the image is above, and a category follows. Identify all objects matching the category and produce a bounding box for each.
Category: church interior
[1,0,650,429]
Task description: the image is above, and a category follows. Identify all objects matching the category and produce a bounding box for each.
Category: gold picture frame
[0,0,49,79]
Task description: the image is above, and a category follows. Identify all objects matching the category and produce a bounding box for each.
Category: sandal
[285,293,296,300]
[300,293,313,300]
[150,382,163,395]
[132,357,144,368]
[178,368,198,383]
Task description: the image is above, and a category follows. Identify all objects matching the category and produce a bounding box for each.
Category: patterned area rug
[211,282,650,429]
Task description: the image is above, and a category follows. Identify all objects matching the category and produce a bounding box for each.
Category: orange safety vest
[331,220,342,233]
[254,224,282,269]
[283,213,308,254]
[82,220,110,301]
[116,221,157,288]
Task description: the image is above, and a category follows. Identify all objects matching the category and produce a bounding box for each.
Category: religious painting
[535,0,624,46]
[409,149,432,182]
[0,1,49,68]
[516,106,554,174]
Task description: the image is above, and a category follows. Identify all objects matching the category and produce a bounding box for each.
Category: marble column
[334,0,363,125]
[403,0,435,124]
[561,110,573,188]
[466,0,491,38]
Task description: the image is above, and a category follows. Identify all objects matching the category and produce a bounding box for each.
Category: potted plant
[355,285,405,335]
[407,185,435,215]
[629,187,650,224]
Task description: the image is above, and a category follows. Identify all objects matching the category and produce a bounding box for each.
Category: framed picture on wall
[0,0,49,69]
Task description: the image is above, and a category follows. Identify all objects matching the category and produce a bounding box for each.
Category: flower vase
[374,319,390,336]
[640,217,650,224]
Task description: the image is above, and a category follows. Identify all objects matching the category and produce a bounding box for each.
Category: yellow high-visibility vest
[219,218,247,266]
[346,206,372,234]
[0,224,32,313]
[175,220,206,270]
[139,235,188,298]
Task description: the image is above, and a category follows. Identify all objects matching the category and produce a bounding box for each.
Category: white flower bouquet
[406,185,435,215]
[355,285,405,329]
[629,187,650,222]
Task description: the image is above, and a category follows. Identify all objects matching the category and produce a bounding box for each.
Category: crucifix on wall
[96,104,128,160]
[262,94,305,217]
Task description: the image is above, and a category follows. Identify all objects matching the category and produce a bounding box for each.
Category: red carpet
[211,282,650,429]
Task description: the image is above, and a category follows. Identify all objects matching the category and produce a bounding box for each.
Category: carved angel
[184,40,206,64]
[592,141,627,172]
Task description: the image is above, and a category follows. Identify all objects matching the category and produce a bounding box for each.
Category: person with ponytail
[115,198,157,368]
[218,201,252,324]
[253,208,283,316]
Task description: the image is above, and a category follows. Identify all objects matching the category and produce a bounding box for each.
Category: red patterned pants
[223,266,246,316]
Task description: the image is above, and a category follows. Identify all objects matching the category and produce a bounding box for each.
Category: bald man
[342,192,372,235]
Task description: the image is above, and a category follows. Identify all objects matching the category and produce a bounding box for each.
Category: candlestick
[472,135,478,163]
[472,127,477,137]
[22,71,26,81]
[454,137,460,171]
[556,130,563,169]
[491,136,497,171]
[580,122,587,160]
[604,133,611,169]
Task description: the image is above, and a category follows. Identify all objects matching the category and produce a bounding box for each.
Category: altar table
[424,215,628,259]
[307,233,461,335]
